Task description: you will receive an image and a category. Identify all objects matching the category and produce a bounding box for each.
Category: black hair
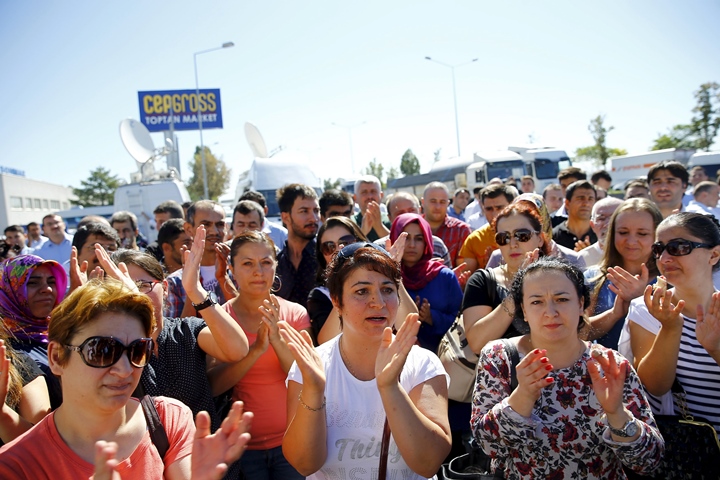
[647,161,689,186]
[564,180,596,201]
[659,212,720,272]
[153,200,184,219]
[233,200,265,225]
[239,190,267,209]
[480,184,517,204]
[510,256,589,332]
[319,189,353,218]
[111,249,165,281]
[591,170,612,184]
[276,183,318,214]
[71,222,121,251]
[157,218,186,247]
[186,200,223,226]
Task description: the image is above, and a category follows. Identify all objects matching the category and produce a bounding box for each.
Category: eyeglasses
[494,229,539,246]
[320,235,358,256]
[135,279,161,294]
[651,239,713,258]
[65,336,154,368]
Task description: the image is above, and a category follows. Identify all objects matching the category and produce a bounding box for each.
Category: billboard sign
[138,89,223,132]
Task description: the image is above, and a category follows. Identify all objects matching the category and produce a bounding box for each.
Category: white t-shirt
[287,335,448,480]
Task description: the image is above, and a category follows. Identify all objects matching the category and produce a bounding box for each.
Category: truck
[465,150,526,191]
[509,146,572,192]
[608,148,696,189]
[234,157,322,222]
[687,151,720,180]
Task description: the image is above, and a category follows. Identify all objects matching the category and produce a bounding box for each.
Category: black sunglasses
[337,241,388,260]
[65,336,154,368]
[494,229,539,246]
[320,235,358,256]
[651,239,713,259]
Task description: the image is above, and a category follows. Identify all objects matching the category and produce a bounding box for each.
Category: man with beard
[552,180,597,250]
[163,200,230,318]
[647,160,689,218]
[275,183,320,308]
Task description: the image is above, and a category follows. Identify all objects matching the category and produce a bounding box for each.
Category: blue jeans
[239,445,304,480]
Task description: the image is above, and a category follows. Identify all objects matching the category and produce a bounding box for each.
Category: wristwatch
[192,292,218,312]
[608,417,639,438]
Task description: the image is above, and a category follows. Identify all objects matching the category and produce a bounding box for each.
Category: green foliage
[574,115,625,167]
[323,178,342,190]
[690,82,720,151]
[187,146,232,201]
[71,167,122,206]
[363,158,386,189]
[387,166,400,182]
[400,149,421,176]
[651,124,698,150]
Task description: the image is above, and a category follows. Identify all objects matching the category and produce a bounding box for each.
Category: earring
[271,275,282,293]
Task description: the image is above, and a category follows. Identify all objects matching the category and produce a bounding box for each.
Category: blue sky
[2,1,719,197]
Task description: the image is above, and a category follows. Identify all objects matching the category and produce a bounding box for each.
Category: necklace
[339,336,360,379]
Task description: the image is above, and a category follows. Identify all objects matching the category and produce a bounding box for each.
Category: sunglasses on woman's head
[651,239,713,258]
[65,336,154,368]
[494,229,539,246]
[320,235,358,256]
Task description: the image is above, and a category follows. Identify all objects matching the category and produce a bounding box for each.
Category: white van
[687,151,720,180]
[234,157,322,222]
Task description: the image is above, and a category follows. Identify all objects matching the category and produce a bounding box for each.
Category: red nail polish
[541,358,549,363]
[545,365,553,370]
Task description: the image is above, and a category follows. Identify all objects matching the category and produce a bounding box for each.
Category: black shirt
[552,221,597,251]
[276,239,318,309]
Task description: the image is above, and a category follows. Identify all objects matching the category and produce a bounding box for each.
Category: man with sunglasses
[552,180,597,251]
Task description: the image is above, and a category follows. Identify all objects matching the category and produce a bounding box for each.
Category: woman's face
[496,214,543,270]
[521,270,584,344]
[51,311,146,414]
[27,264,58,318]
[232,242,277,295]
[125,264,164,327]
[614,210,655,265]
[402,222,425,268]
[654,224,720,283]
[334,266,399,338]
[320,226,356,265]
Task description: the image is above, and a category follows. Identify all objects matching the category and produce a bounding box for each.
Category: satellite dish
[119,119,156,164]
[244,122,269,158]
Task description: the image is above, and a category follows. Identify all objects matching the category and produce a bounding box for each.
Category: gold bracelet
[298,392,326,411]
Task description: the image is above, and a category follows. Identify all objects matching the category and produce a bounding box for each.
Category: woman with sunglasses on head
[472,257,663,479]
[0,254,66,409]
[205,231,310,480]
[584,199,662,350]
[99,227,249,434]
[281,243,452,479]
[621,212,720,433]
[0,278,252,479]
[313,218,418,345]
[309,217,366,344]
[390,213,462,352]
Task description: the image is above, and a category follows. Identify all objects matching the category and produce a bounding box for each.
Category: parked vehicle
[465,150,526,191]
[509,146,572,192]
[687,151,720,180]
[608,148,695,189]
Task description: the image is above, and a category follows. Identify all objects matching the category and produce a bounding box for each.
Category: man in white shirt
[685,181,720,219]
[34,214,73,264]
[578,197,623,268]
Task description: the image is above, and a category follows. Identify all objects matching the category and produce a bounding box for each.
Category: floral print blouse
[471,341,664,479]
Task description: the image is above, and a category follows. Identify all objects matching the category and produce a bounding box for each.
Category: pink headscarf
[390,213,445,290]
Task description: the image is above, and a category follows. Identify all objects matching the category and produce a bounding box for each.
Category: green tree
[323,178,341,190]
[574,115,625,167]
[187,146,232,201]
[651,124,697,150]
[690,82,720,151]
[387,166,400,182]
[363,158,386,189]
[400,149,421,176]
[71,167,122,206]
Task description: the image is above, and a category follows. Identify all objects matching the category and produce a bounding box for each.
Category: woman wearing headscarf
[390,213,463,352]
[0,255,67,408]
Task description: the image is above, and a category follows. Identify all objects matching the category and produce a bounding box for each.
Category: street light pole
[425,56,478,157]
[194,41,234,199]
[332,121,366,174]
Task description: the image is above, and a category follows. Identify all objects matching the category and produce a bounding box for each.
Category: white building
[0,170,75,229]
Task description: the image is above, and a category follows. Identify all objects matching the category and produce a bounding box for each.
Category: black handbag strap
[378,417,391,480]
[141,395,170,460]
[499,339,520,392]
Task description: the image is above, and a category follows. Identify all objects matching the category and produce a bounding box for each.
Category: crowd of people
[0,161,718,478]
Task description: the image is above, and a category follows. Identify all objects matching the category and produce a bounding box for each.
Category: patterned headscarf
[514,193,553,240]
[0,255,67,343]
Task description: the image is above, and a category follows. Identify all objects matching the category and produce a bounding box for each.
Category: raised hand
[696,291,720,356]
[453,262,471,290]
[386,232,407,264]
[250,322,271,356]
[182,225,208,304]
[91,440,121,480]
[94,244,138,292]
[606,264,649,302]
[259,294,283,343]
[415,297,432,325]
[191,402,253,480]
[574,236,592,252]
[521,248,541,269]
[507,348,554,417]
[68,246,89,294]
[587,349,627,415]
[642,283,684,331]
[279,321,326,392]
[214,242,238,300]
[375,313,420,389]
